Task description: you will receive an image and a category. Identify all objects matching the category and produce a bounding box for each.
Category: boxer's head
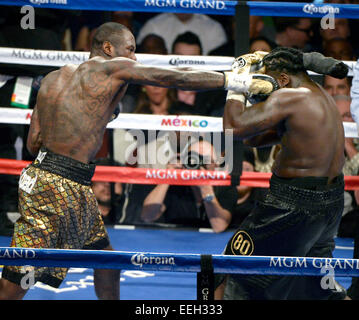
[90,22,137,61]
[262,47,308,88]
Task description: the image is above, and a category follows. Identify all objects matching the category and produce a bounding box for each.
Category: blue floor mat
[0,227,355,300]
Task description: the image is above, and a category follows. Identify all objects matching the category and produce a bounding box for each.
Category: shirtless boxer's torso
[225,72,345,184]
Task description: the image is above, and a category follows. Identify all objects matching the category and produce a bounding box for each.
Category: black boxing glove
[303,52,349,79]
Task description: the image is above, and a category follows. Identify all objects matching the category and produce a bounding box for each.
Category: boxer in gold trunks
[0,22,274,299]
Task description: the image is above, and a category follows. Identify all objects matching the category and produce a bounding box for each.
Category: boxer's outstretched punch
[216,47,351,300]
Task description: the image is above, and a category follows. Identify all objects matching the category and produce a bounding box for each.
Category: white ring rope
[0,47,356,75]
[1,107,358,138]
[0,47,357,137]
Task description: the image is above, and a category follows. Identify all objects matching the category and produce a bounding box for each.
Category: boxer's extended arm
[103,57,273,93]
[106,57,225,90]
[27,105,42,156]
[224,88,308,139]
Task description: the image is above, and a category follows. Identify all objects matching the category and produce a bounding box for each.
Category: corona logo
[131,253,175,268]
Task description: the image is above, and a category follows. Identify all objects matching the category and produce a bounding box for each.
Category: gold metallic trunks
[2,148,110,288]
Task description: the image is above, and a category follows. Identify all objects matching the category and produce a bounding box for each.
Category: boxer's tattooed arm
[104,58,225,90]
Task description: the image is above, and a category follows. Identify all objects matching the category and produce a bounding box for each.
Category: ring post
[197,254,214,301]
[235,1,250,56]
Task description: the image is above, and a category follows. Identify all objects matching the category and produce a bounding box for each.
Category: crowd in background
[0,0,359,239]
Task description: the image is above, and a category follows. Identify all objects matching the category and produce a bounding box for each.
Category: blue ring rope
[0,1,358,18]
[0,247,358,277]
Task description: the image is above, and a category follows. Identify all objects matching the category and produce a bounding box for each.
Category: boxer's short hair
[91,22,130,51]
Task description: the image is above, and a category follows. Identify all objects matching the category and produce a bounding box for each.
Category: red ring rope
[0,158,358,189]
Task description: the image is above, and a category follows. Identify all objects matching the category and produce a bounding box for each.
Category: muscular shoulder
[269,87,312,109]
[82,56,135,75]
[41,69,60,83]
[37,70,61,97]
[41,64,78,84]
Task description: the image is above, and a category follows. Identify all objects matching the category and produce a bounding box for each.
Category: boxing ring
[0,228,356,300]
[0,1,359,301]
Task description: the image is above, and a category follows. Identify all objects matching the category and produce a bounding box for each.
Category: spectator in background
[334,95,359,179]
[134,85,176,115]
[138,34,168,55]
[171,32,226,116]
[249,36,276,53]
[209,15,276,57]
[116,183,154,226]
[73,11,108,51]
[136,13,227,55]
[129,83,178,169]
[91,160,152,227]
[351,58,359,127]
[316,16,359,57]
[323,75,351,97]
[230,147,267,228]
[141,139,238,232]
[273,17,313,51]
[92,158,124,225]
[172,32,202,108]
[0,123,20,236]
[111,11,140,38]
[0,7,71,52]
[333,94,359,301]
[115,104,197,226]
[319,18,351,45]
[249,16,265,40]
[323,38,356,61]
[333,95,359,235]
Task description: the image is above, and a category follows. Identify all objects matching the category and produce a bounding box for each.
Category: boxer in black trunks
[215,47,350,300]
[0,22,274,300]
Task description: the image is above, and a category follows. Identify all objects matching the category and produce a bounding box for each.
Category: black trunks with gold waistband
[32,147,95,185]
[216,173,346,300]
